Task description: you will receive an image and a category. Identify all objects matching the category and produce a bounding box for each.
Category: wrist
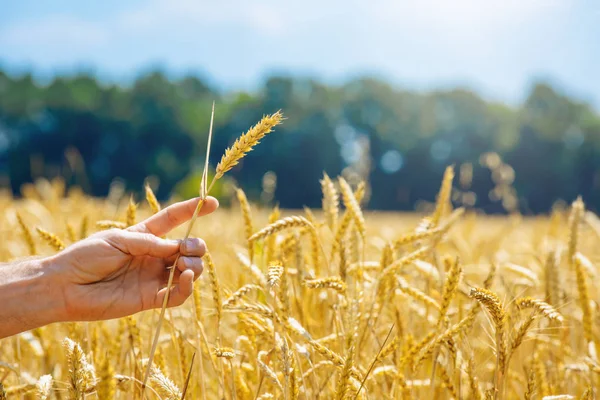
[38,255,70,323]
[0,257,67,338]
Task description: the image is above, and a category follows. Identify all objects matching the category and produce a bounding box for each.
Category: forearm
[0,257,66,339]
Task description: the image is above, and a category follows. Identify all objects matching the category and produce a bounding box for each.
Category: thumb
[108,230,180,258]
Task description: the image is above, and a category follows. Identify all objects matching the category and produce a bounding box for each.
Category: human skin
[0,196,218,339]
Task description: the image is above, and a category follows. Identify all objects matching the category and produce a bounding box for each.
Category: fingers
[165,237,206,279]
[177,256,204,279]
[154,269,195,308]
[107,230,180,258]
[180,237,207,257]
[130,197,219,237]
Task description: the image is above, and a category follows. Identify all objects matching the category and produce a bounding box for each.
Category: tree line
[1,69,599,213]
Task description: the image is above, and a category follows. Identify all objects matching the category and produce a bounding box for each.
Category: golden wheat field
[0,167,599,400]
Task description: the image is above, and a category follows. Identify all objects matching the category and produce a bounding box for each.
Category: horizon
[1,63,591,110]
[1,0,598,109]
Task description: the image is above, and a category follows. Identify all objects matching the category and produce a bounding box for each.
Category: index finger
[129,196,219,237]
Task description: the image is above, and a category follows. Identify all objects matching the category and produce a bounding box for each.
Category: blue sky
[1,0,598,107]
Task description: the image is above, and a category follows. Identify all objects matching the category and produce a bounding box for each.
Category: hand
[48,197,218,322]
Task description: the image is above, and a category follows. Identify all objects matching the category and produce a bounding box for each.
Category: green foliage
[1,69,599,213]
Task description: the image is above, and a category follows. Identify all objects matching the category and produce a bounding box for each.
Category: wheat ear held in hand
[214,110,283,180]
[142,106,284,393]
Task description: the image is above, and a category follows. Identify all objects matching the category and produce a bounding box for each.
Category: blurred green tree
[1,68,599,214]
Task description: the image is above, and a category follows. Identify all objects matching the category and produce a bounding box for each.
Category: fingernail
[168,239,181,246]
[184,238,198,251]
[181,256,192,268]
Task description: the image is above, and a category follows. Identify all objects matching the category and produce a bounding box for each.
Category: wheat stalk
[205,252,222,324]
[567,197,584,267]
[515,297,564,323]
[332,182,365,257]
[223,284,264,308]
[508,311,537,357]
[467,357,484,400]
[266,205,281,263]
[236,188,254,259]
[416,314,473,368]
[96,220,127,230]
[126,196,137,227]
[573,253,593,345]
[16,212,36,255]
[79,215,88,239]
[149,366,182,400]
[215,111,283,180]
[397,277,441,310]
[438,256,462,326]
[533,352,549,397]
[145,183,161,214]
[335,346,354,400]
[267,261,284,289]
[4,384,36,396]
[338,177,366,239]
[321,172,339,233]
[65,222,76,243]
[36,227,65,251]
[249,216,314,243]
[36,375,53,400]
[544,251,560,307]
[258,351,284,392]
[63,338,97,398]
[304,277,347,293]
[214,347,236,360]
[97,356,116,399]
[431,165,454,227]
[470,288,507,400]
